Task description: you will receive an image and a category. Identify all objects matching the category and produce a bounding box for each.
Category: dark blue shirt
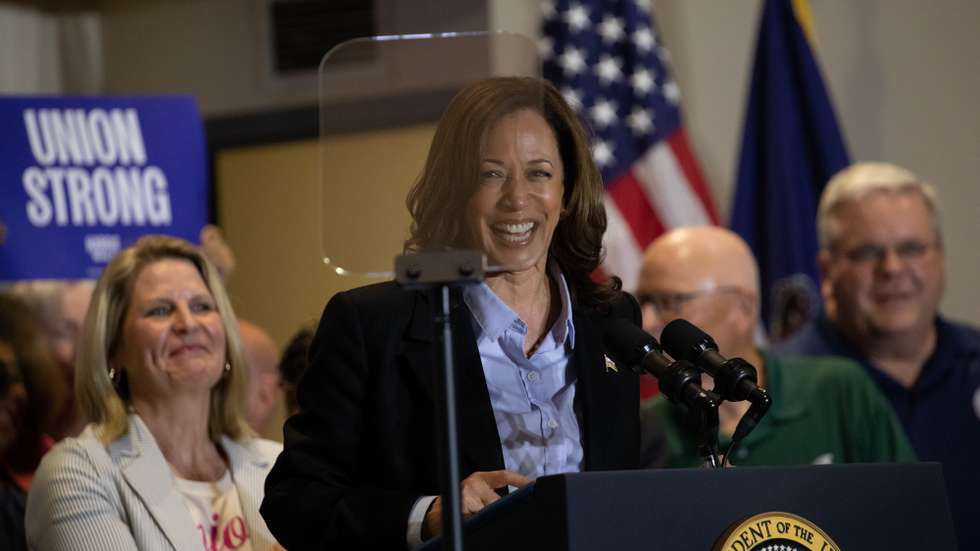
[776,315,980,550]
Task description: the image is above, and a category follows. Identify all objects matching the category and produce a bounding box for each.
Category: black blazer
[261,281,641,550]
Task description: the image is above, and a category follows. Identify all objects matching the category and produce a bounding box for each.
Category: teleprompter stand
[396,250,487,551]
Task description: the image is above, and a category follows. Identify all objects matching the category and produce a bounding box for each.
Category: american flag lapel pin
[604,354,618,373]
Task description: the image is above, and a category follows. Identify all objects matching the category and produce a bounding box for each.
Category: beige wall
[215,124,435,347]
[216,124,435,440]
[99,0,487,117]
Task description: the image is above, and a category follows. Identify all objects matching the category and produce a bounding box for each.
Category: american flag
[540,0,719,291]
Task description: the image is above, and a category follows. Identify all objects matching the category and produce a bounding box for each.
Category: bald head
[640,226,758,296]
[239,320,280,433]
[636,226,759,355]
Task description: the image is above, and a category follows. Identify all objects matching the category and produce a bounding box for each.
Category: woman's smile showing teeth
[493,221,537,243]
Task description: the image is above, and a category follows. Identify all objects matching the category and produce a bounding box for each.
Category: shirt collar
[463,262,576,348]
[816,313,963,391]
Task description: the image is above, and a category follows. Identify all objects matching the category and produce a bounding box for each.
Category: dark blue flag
[730,0,850,339]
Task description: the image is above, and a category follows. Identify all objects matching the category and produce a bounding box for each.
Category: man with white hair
[637,226,913,467]
[777,162,980,550]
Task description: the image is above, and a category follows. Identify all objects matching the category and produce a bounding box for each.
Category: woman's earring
[108,367,120,386]
[224,362,231,373]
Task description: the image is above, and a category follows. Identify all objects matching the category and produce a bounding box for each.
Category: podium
[420,463,956,550]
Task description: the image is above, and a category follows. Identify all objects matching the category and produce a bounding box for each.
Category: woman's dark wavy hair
[404,77,621,307]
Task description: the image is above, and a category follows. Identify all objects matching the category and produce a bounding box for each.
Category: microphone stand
[632,356,723,468]
[665,361,721,468]
[694,396,722,468]
[396,250,485,551]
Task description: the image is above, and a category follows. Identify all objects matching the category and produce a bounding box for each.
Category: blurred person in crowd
[278,326,314,417]
[240,320,281,434]
[0,340,25,468]
[637,226,914,467]
[199,224,236,282]
[261,76,641,550]
[777,162,980,550]
[7,280,94,439]
[26,236,282,551]
[0,337,26,551]
[0,294,66,551]
[0,295,67,485]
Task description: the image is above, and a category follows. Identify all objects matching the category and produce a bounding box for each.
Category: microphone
[660,319,772,466]
[601,318,718,412]
[660,319,769,406]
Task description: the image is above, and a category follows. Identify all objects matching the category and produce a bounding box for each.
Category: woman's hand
[422,470,531,539]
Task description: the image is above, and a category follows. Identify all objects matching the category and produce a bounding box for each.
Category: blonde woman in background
[26,235,282,551]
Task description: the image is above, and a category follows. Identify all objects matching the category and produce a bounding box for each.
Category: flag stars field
[592,140,615,167]
[633,27,656,52]
[564,3,591,32]
[596,55,623,85]
[590,99,618,128]
[627,108,654,134]
[598,15,625,43]
[631,68,656,95]
[558,47,587,75]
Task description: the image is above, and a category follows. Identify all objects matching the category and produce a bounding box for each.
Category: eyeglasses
[636,286,742,315]
[836,240,939,265]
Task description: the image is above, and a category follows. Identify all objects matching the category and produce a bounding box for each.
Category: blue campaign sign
[0,96,208,280]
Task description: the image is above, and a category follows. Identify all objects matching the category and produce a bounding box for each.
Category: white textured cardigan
[25,415,282,551]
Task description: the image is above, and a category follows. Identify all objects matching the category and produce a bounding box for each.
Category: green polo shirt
[642,350,917,467]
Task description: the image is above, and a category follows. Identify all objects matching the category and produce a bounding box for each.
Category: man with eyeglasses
[636,225,913,469]
[776,162,980,549]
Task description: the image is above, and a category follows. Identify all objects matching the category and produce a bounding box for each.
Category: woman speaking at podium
[261,76,642,550]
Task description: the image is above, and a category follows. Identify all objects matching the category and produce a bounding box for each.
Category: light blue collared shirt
[406,267,583,547]
[462,266,583,480]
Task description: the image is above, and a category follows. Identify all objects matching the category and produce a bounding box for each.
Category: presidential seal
[714,512,841,551]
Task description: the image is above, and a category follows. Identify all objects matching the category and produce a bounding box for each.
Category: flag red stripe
[607,170,666,249]
[639,374,660,401]
[666,129,721,224]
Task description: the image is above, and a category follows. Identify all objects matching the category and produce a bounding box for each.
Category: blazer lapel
[223,437,277,550]
[401,290,437,405]
[117,416,200,551]
[450,295,505,473]
[399,288,504,475]
[573,308,625,471]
